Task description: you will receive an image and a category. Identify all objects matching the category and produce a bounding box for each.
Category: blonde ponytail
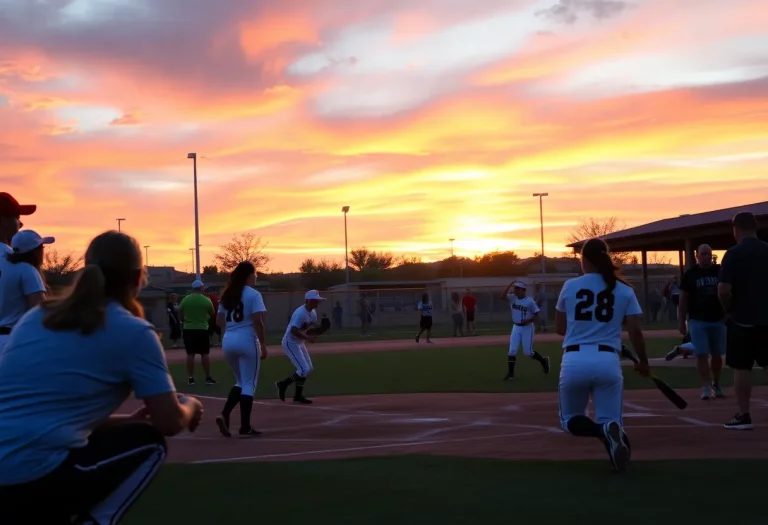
[42,264,108,335]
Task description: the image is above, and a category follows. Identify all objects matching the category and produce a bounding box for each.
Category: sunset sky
[1,0,767,273]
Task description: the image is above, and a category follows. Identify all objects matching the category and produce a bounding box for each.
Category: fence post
[376,289,381,327]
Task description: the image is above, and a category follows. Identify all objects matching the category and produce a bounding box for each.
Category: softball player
[275,290,325,405]
[415,293,433,343]
[501,281,550,380]
[0,230,53,348]
[215,262,267,438]
[555,238,650,473]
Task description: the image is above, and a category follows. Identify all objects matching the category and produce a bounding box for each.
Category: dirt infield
[132,386,768,465]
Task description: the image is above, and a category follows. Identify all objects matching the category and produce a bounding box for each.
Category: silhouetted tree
[349,247,395,272]
[299,258,345,290]
[213,232,271,273]
[565,217,631,265]
[202,265,219,275]
[42,249,84,286]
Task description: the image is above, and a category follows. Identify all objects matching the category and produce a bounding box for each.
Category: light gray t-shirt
[0,302,175,485]
[0,257,46,328]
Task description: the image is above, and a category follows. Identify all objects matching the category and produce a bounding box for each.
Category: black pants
[0,420,167,524]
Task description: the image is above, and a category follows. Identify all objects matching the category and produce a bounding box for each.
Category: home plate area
[145,389,768,464]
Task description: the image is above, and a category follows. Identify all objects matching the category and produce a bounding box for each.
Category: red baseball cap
[0,193,36,216]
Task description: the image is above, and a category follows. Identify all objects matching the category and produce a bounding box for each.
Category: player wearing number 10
[555,238,650,473]
[215,262,267,437]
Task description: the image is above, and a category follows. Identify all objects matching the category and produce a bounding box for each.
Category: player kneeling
[555,238,651,473]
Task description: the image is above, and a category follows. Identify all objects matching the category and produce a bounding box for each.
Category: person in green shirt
[179,280,217,386]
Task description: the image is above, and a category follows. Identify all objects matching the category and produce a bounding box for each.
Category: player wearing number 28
[500,281,550,380]
[555,238,651,473]
[214,262,268,437]
[276,290,326,405]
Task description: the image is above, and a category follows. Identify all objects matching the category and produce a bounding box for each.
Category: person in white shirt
[555,238,650,473]
[214,262,268,438]
[0,230,53,348]
[275,290,325,405]
[415,293,434,343]
[500,281,550,380]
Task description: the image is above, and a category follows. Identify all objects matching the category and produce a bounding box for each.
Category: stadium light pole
[143,245,150,266]
[533,193,549,323]
[342,206,351,325]
[116,218,126,232]
[187,153,202,281]
[449,238,455,257]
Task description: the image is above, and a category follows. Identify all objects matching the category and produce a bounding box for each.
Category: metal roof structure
[567,201,768,253]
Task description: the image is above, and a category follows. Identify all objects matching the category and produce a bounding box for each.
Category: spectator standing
[166,293,181,348]
[450,291,464,337]
[359,293,372,336]
[675,244,726,400]
[718,212,768,430]
[179,280,217,386]
[333,301,343,329]
[0,193,36,252]
[665,276,681,321]
[461,289,477,335]
[649,288,663,323]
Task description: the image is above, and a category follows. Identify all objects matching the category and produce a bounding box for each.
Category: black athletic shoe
[724,413,753,430]
[188,377,195,386]
[602,421,630,472]
[415,334,420,343]
[215,415,231,438]
[293,396,313,405]
[665,346,681,361]
[275,381,287,402]
[206,377,217,385]
[543,356,551,374]
[503,374,514,381]
[239,427,262,437]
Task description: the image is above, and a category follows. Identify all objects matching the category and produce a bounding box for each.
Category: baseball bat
[620,346,688,410]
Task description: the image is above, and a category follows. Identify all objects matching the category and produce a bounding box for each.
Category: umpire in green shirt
[179,280,217,386]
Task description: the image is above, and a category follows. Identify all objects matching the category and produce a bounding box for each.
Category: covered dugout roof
[567,201,768,253]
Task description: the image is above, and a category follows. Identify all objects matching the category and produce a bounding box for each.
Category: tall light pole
[187,153,202,281]
[143,245,150,266]
[116,218,126,232]
[342,206,351,326]
[449,238,455,257]
[533,192,549,325]
[189,248,195,275]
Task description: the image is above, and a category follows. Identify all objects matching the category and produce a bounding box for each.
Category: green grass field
[172,337,765,399]
[126,456,768,525]
[131,336,765,525]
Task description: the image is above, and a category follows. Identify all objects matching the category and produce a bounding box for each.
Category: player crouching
[275,290,331,405]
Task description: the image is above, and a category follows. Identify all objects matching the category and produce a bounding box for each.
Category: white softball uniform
[218,287,267,396]
[507,295,539,357]
[0,255,46,350]
[555,274,642,431]
[282,305,317,377]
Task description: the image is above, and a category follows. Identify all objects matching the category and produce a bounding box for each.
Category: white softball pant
[509,325,535,357]
[282,338,313,377]
[558,345,623,431]
[222,330,261,396]
[0,334,9,351]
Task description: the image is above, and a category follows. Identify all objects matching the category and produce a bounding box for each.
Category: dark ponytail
[581,238,630,292]
[221,261,256,311]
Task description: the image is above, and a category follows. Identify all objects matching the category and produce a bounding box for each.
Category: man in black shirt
[718,211,768,430]
[676,244,726,400]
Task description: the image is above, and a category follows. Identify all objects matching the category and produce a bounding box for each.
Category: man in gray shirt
[718,211,768,430]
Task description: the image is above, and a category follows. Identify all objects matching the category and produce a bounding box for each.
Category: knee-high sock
[294,375,307,399]
[239,395,254,431]
[280,372,300,386]
[507,356,516,376]
[531,351,547,365]
[566,415,603,438]
[222,386,242,421]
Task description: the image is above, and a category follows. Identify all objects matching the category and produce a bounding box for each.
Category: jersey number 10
[574,289,615,322]
[226,301,245,323]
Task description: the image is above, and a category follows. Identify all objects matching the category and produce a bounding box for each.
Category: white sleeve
[625,289,643,316]
[217,304,225,314]
[251,292,267,313]
[556,282,569,312]
[289,308,303,329]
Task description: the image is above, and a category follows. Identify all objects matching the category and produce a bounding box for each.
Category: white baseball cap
[191,279,204,289]
[304,290,325,301]
[11,230,55,254]
[513,281,527,289]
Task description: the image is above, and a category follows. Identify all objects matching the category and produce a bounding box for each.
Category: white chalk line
[677,417,717,427]
[191,430,549,464]
[623,402,652,411]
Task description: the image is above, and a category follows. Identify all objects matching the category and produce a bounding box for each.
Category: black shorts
[725,322,768,370]
[466,311,475,322]
[183,329,211,355]
[0,420,166,524]
[420,316,433,330]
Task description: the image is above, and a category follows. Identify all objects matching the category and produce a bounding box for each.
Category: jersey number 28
[574,289,614,322]
[226,301,245,323]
